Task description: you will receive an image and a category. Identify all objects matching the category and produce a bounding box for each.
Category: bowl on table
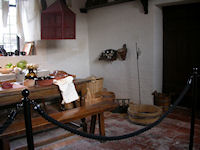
[24,79,35,87]
[1,82,13,89]
[36,76,54,86]
[50,70,76,80]
[0,68,12,74]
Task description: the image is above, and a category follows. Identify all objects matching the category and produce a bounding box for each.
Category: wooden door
[163,3,200,107]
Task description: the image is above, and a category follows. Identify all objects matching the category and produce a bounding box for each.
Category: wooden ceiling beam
[80,0,148,14]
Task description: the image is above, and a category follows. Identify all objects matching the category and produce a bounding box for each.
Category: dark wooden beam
[41,0,47,11]
[80,0,148,14]
[140,0,148,14]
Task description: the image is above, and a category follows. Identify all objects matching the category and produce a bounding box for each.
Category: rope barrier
[0,109,19,134]
[0,103,23,134]
[32,77,192,141]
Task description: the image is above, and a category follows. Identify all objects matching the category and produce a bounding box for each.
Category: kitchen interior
[0,0,200,149]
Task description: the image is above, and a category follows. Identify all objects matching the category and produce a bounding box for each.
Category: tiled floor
[8,106,200,150]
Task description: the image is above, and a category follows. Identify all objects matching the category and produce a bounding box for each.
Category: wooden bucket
[152,91,171,112]
[128,104,162,125]
[95,91,115,101]
[85,87,103,105]
[85,95,103,105]
[64,98,81,110]
[87,77,104,97]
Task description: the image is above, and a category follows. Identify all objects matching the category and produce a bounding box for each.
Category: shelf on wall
[80,0,148,14]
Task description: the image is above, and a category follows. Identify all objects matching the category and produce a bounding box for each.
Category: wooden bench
[0,100,117,150]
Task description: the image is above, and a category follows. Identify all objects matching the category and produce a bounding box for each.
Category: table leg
[72,101,77,108]
[81,118,87,132]
[0,138,10,150]
[98,113,105,136]
[78,91,87,132]
[41,99,46,111]
[90,115,97,134]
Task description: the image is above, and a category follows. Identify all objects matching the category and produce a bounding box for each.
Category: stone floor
[8,106,200,150]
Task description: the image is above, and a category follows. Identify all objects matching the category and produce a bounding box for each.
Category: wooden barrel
[128,104,162,125]
[95,91,115,101]
[153,91,171,112]
[85,96,103,105]
[87,77,104,96]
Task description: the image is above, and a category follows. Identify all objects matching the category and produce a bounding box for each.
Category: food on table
[5,63,13,68]
[1,82,13,89]
[10,65,16,69]
[26,64,39,70]
[0,68,12,74]
[50,70,76,80]
[17,60,27,69]
[5,63,16,70]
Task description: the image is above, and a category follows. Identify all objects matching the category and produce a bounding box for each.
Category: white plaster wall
[44,0,90,78]
[152,3,163,93]
[87,1,154,104]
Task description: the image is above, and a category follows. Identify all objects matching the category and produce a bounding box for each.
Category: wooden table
[0,79,90,107]
[0,79,117,149]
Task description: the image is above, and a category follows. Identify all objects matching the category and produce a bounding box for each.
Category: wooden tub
[128,104,162,125]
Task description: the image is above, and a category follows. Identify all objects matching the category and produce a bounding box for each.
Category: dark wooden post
[90,115,97,134]
[78,91,87,132]
[22,89,34,150]
[189,68,198,150]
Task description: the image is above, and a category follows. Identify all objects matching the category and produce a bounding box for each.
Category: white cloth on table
[53,76,79,104]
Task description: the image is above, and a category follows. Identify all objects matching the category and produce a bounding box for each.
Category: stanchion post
[22,89,34,150]
[189,68,198,150]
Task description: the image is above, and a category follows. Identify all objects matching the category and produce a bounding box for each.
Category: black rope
[32,76,192,141]
[0,103,23,134]
[0,109,18,134]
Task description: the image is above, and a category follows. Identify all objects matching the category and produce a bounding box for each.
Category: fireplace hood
[41,0,76,40]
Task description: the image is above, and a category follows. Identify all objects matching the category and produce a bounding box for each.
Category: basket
[117,49,127,60]
[64,99,81,110]
[128,104,162,125]
[117,44,127,60]
[152,91,171,112]
[87,77,103,97]
[85,96,103,105]
[84,87,103,105]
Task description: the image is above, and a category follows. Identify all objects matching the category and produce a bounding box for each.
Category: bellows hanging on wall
[99,44,127,62]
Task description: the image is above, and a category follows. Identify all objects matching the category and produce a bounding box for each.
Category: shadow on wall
[46,40,84,58]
